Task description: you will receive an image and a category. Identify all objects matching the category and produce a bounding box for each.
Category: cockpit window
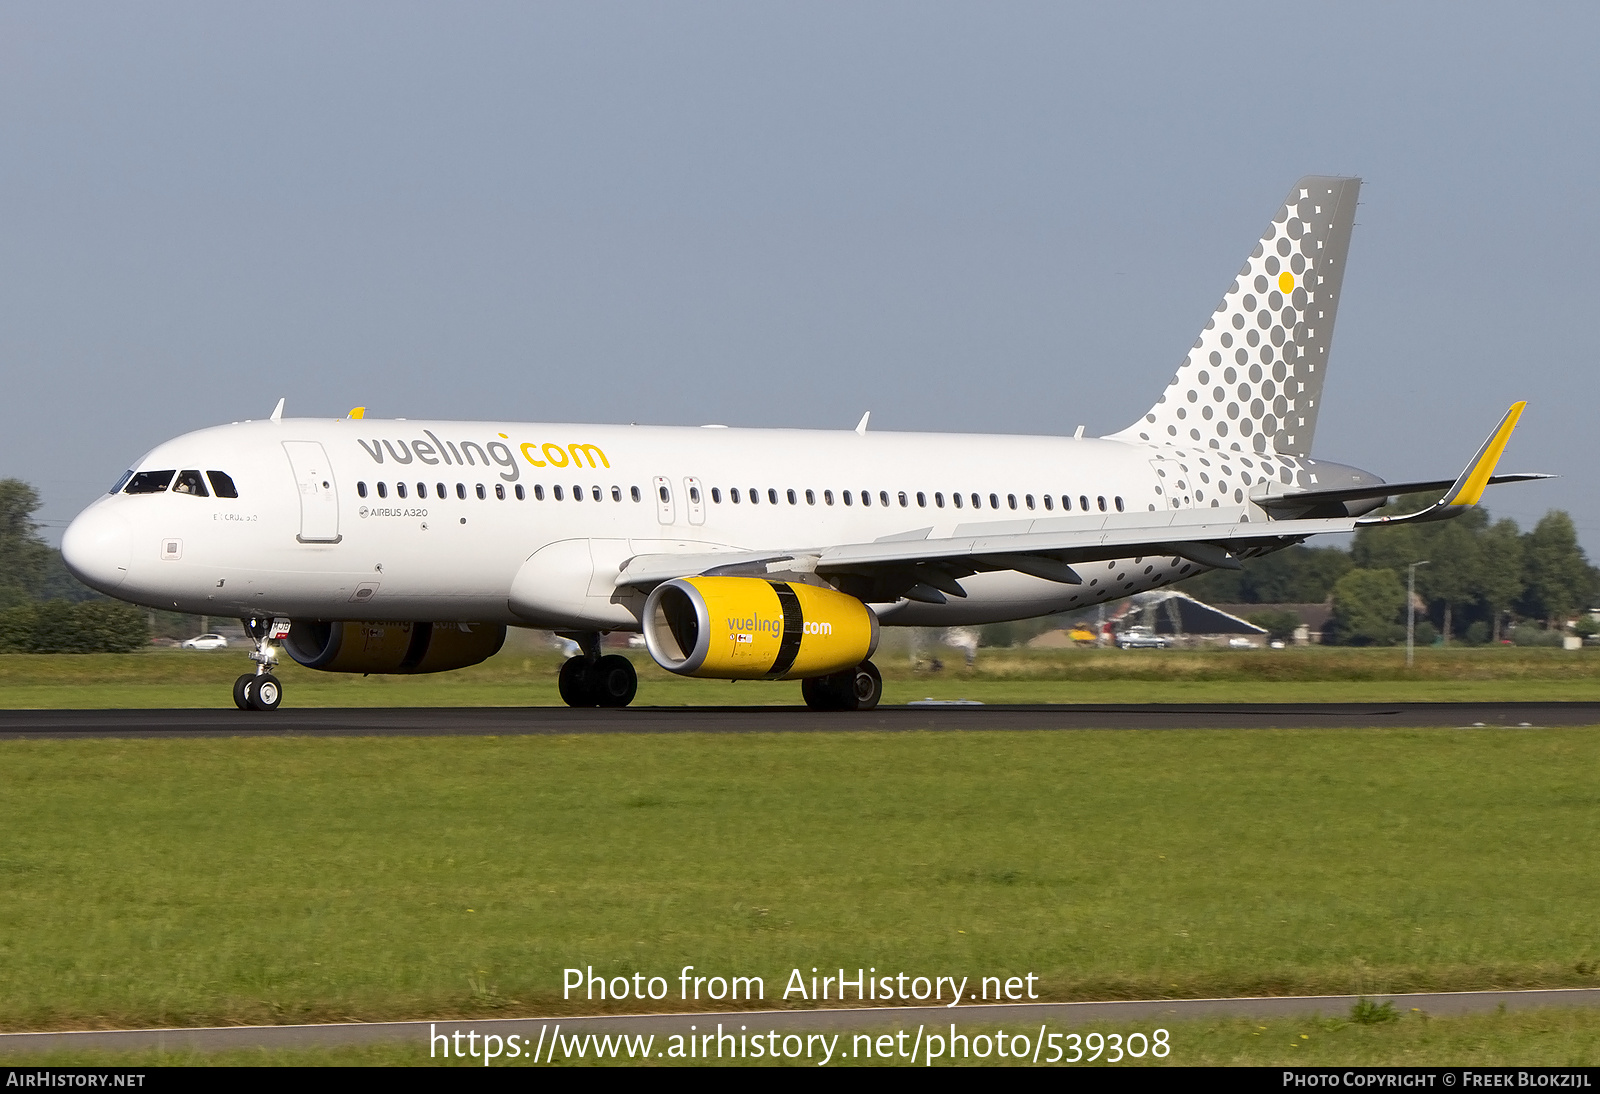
[109,470,134,495]
[124,470,176,494]
[206,471,239,499]
[172,470,209,497]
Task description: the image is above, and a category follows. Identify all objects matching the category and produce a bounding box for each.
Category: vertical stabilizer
[1111,176,1360,456]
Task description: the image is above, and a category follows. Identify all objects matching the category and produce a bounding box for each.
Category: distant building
[1027,590,1271,649]
[1212,602,1334,645]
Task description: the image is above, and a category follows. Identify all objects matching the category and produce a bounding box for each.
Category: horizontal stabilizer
[1256,471,1552,514]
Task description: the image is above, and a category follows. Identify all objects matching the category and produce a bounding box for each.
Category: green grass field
[3,727,1599,1039]
[2,643,1598,707]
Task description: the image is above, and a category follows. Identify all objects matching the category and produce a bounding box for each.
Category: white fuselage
[63,416,1311,629]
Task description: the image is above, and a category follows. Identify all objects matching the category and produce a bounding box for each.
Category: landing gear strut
[557,633,638,708]
[802,659,882,711]
[235,616,290,712]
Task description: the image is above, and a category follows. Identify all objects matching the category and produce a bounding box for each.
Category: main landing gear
[234,616,290,712]
[801,660,882,712]
[557,633,638,708]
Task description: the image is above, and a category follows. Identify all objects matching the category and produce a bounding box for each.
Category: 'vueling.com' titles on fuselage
[356,432,610,481]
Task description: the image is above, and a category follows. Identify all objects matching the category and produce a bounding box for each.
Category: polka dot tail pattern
[1110,176,1360,458]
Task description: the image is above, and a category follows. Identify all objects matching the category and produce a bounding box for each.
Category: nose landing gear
[235,616,291,711]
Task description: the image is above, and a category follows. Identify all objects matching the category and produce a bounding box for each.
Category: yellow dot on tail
[1278,271,1295,293]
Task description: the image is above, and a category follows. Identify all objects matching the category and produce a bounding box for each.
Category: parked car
[1115,626,1171,649]
[181,633,229,650]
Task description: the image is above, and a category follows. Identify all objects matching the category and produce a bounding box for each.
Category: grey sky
[2,2,1594,553]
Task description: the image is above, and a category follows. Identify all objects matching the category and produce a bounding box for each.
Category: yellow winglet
[347,406,366,420]
[1357,402,1531,528]
[1441,401,1526,508]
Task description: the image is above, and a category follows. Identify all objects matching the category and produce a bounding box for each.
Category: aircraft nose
[61,505,133,593]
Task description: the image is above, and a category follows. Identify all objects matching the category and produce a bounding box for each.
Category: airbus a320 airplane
[62,176,1545,712]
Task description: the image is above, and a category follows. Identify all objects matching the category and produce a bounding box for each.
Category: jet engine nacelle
[643,576,878,680]
[284,620,506,674]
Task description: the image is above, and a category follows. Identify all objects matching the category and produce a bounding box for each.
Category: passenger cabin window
[861,491,871,507]
[898,492,908,507]
[416,483,428,498]
[842,491,852,506]
[1007,494,1016,510]
[397,483,408,498]
[880,491,890,507]
[805,489,815,505]
[515,484,526,500]
[768,488,779,505]
[916,492,926,507]
[436,482,446,498]
[124,470,176,494]
[824,490,834,505]
[476,484,486,500]
[357,482,368,498]
[971,493,981,508]
[749,488,759,505]
[934,492,944,507]
[631,486,641,502]
[534,485,545,500]
[1043,495,1053,511]
[952,493,962,508]
[573,485,584,502]
[377,482,388,498]
[206,471,238,498]
[730,488,741,503]
[612,486,623,502]
[496,484,506,500]
[456,484,467,499]
[786,489,796,505]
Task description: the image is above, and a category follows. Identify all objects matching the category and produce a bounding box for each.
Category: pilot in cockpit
[171,470,208,496]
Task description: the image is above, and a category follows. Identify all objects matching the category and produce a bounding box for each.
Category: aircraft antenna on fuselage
[269,397,285,422]
[855,411,870,435]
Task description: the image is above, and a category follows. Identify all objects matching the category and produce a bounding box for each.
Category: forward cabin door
[283,441,342,543]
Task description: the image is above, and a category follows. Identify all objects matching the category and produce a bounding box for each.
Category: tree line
[1182,498,1598,646]
[0,479,148,652]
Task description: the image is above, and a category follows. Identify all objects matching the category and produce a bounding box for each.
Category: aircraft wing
[614,403,1537,603]
[615,511,1361,601]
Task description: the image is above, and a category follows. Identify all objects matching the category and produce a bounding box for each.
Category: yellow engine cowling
[642,577,878,680]
[284,621,506,674]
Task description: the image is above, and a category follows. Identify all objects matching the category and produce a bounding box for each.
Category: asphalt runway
[5,989,1600,1054]
[2,701,1598,739]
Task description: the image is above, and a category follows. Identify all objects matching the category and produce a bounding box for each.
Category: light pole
[1407,560,1431,668]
